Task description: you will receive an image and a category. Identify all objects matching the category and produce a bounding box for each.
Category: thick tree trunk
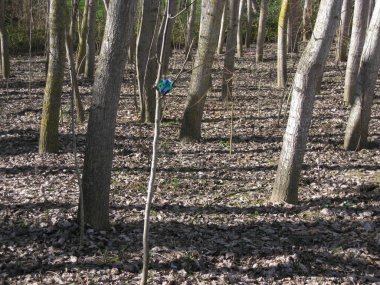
[84,0,96,79]
[271,0,343,204]
[184,0,196,56]
[302,0,312,42]
[217,0,228,55]
[236,0,244,58]
[179,0,224,142]
[344,1,380,151]
[222,0,239,100]
[245,0,252,48]
[39,0,66,153]
[343,0,369,105]
[76,0,89,74]
[255,0,267,62]
[82,0,136,230]
[136,0,160,123]
[277,0,289,88]
[0,0,10,79]
[336,0,353,63]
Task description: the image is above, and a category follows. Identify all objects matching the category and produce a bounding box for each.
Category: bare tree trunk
[217,0,228,55]
[245,0,252,48]
[236,0,244,58]
[255,0,267,62]
[0,0,10,79]
[367,0,375,28]
[70,0,79,46]
[76,0,89,74]
[39,0,66,153]
[287,0,299,53]
[84,0,96,79]
[343,0,369,105]
[222,0,239,100]
[344,1,380,151]
[179,0,224,142]
[81,0,137,230]
[184,0,196,56]
[336,0,353,63]
[277,0,289,88]
[136,0,160,123]
[302,0,312,41]
[271,0,343,204]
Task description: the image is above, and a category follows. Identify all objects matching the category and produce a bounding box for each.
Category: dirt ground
[0,44,379,284]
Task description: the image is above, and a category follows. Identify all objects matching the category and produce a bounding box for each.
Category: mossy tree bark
[277,0,289,88]
[336,0,353,63]
[255,0,267,62]
[344,1,380,151]
[221,0,239,101]
[84,0,96,79]
[39,0,66,154]
[343,0,369,105]
[82,0,136,230]
[179,0,224,142]
[271,0,343,204]
[0,0,10,79]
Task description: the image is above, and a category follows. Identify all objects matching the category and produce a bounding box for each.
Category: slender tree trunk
[344,1,380,151]
[271,0,343,204]
[302,0,312,41]
[0,0,10,79]
[245,0,252,48]
[70,0,79,46]
[184,0,196,56]
[336,0,353,63]
[39,0,66,153]
[81,0,137,230]
[236,0,244,58]
[217,0,228,55]
[136,0,160,123]
[222,0,239,100]
[76,0,89,74]
[84,0,96,79]
[287,0,299,53]
[256,0,267,62]
[343,0,369,105]
[251,0,259,14]
[179,0,224,142]
[277,0,289,88]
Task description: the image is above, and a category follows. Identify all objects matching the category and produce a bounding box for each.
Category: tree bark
[81,0,136,230]
[184,0,196,56]
[70,0,79,46]
[217,0,228,55]
[76,0,89,74]
[367,0,375,28]
[343,0,369,105]
[287,0,299,53]
[302,0,312,42]
[39,0,66,153]
[255,0,267,62]
[0,0,10,79]
[179,0,224,142]
[84,0,96,79]
[344,1,380,151]
[236,0,244,58]
[336,0,353,63]
[271,0,343,204]
[277,0,289,88]
[245,0,252,48]
[222,0,239,100]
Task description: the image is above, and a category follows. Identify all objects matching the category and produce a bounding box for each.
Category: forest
[0,0,379,284]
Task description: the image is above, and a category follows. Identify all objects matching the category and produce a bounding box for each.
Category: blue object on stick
[158,79,175,95]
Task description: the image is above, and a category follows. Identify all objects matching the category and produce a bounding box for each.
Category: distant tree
[184,0,197,56]
[277,0,289,88]
[287,0,300,53]
[302,0,312,41]
[236,0,244,58]
[222,0,239,100]
[84,0,96,79]
[76,0,89,74]
[271,0,343,204]
[344,1,380,151]
[179,0,224,142]
[217,0,228,55]
[0,0,9,79]
[336,0,353,63]
[256,0,267,62]
[245,0,252,48]
[81,0,136,230]
[39,0,66,153]
[344,0,369,105]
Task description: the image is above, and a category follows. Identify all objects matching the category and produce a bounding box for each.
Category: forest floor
[1,44,379,284]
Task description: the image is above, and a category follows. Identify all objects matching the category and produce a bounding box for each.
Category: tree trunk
[251,0,259,14]
[344,1,380,151]
[217,0,228,55]
[70,0,79,46]
[184,0,196,56]
[179,0,224,142]
[277,0,289,88]
[0,0,10,79]
[271,0,343,204]
[82,0,136,230]
[245,0,252,48]
[136,0,160,123]
[336,0,353,63]
[343,0,369,105]
[39,0,66,153]
[255,0,267,62]
[302,0,312,41]
[236,0,244,58]
[222,0,239,100]
[367,0,375,28]
[76,0,89,74]
[84,0,96,79]
[287,0,299,53]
